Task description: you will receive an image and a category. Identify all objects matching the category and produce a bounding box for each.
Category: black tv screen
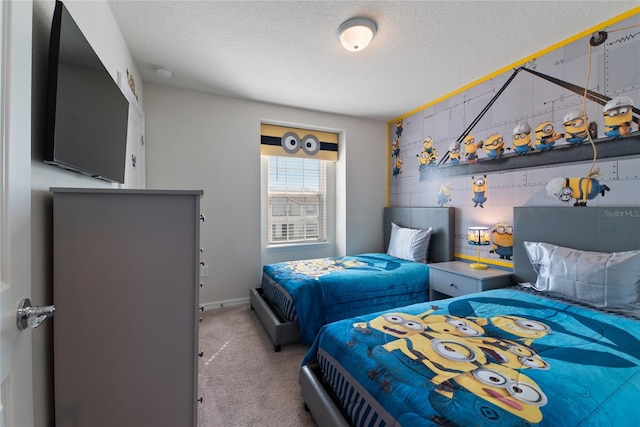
[45,0,129,183]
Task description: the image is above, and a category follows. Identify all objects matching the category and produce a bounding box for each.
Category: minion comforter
[261,253,430,344]
[302,287,640,427]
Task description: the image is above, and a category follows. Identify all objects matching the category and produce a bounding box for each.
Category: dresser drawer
[430,269,479,297]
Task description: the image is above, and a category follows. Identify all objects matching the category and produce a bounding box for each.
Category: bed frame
[300,205,640,427]
[513,206,640,284]
[250,206,455,351]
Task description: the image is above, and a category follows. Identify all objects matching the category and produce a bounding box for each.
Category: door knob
[17,298,55,330]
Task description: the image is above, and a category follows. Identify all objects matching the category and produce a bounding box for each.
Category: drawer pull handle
[449,283,455,287]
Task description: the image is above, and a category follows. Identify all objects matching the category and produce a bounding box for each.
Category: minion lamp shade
[338,18,377,52]
[467,226,490,270]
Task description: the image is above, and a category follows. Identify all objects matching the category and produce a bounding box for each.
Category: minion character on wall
[416,137,438,170]
[447,140,461,165]
[603,96,635,139]
[422,137,438,161]
[534,121,563,151]
[563,109,589,145]
[483,133,509,159]
[512,121,533,155]
[546,176,610,207]
[391,138,400,157]
[395,119,404,138]
[489,223,513,260]
[417,151,430,170]
[471,175,487,208]
[392,157,403,176]
[437,182,454,207]
[463,135,483,164]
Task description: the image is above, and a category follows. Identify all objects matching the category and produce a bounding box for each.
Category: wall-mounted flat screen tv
[45,0,129,183]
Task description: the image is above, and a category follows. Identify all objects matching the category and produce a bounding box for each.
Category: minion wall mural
[471,175,487,208]
[489,223,514,260]
[388,10,640,269]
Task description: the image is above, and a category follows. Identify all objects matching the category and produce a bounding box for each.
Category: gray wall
[143,84,388,307]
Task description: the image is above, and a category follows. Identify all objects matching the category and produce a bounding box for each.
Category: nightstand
[429,261,512,300]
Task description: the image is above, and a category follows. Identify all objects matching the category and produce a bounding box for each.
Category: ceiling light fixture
[154,66,173,79]
[338,17,377,52]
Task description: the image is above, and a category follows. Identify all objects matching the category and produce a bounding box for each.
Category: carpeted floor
[197,304,316,426]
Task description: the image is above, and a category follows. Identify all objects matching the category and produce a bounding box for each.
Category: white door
[0,1,34,426]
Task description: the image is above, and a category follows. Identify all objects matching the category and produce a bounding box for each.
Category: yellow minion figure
[483,133,508,159]
[437,182,453,207]
[391,137,400,157]
[603,96,635,139]
[423,314,485,337]
[563,109,589,145]
[489,222,513,260]
[448,140,461,165]
[475,315,550,346]
[380,330,488,385]
[395,119,403,138]
[467,336,550,370]
[534,121,563,151]
[512,121,532,155]
[471,175,487,208]
[463,134,483,164]
[430,364,547,426]
[392,157,403,177]
[546,177,610,207]
[348,307,438,349]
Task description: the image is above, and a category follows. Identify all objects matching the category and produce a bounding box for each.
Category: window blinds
[267,156,327,244]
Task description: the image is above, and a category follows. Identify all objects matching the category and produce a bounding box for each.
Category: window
[267,157,326,245]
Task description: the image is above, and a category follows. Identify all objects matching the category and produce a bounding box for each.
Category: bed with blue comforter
[302,287,640,426]
[262,253,431,344]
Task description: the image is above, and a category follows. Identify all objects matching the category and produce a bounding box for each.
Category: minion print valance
[260,124,338,161]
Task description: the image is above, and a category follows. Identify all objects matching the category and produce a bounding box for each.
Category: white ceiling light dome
[338,17,377,52]
[154,66,173,79]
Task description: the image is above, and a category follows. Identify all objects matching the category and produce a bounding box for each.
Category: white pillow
[387,223,432,263]
[523,241,640,309]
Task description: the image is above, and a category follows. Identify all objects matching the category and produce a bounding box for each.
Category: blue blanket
[303,288,640,426]
[262,253,430,343]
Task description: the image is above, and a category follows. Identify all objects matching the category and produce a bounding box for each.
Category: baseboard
[202,296,250,312]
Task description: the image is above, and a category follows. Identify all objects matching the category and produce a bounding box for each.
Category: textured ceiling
[108,1,639,121]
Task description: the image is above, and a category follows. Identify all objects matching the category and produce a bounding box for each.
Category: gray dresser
[51,188,203,427]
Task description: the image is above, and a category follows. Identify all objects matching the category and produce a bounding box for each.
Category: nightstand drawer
[430,269,479,297]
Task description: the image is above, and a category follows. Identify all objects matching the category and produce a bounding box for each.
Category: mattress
[303,287,640,426]
[261,253,431,344]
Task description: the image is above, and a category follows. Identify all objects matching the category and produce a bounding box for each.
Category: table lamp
[467,226,490,269]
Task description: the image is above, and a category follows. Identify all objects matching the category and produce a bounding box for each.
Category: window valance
[260,124,338,161]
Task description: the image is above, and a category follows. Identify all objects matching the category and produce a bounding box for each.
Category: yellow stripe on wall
[388,6,640,125]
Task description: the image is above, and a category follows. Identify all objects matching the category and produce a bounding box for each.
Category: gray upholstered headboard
[513,207,640,284]
[383,207,455,263]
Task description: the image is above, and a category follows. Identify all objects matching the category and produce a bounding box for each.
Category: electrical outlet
[200,264,209,278]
